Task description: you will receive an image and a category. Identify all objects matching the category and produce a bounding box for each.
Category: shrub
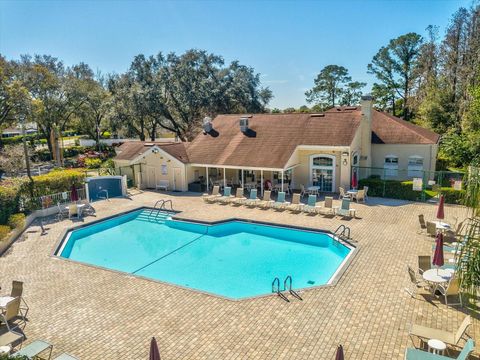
[85,158,102,169]
[8,213,26,229]
[0,225,10,241]
[0,178,25,225]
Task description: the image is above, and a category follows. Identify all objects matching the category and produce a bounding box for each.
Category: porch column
[261,170,264,196]
[223,168,226,188]
[206,166,209,191]
[241,169,244,188]
[281,170,284,192]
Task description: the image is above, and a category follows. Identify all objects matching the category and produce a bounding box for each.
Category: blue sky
[0,0,471,108]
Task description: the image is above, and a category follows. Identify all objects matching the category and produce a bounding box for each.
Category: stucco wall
[140,151,187,191]
[371,143,438,178]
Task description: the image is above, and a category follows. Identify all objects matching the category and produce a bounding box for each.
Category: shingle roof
[114,141,189,163]
[186,113,360,168]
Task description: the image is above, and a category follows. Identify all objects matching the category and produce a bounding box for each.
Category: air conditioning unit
[240,117,249,133]
[203,116,213,133]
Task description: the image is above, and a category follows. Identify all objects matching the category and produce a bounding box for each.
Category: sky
[0,0,473,109]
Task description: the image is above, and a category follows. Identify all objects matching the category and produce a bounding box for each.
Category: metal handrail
[272,277,289,302]
[283,275,302,300]
[334,225,351,240]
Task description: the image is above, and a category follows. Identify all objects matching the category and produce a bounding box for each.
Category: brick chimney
[360,95,373,167]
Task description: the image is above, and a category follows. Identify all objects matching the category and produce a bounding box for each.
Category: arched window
[310,154,335,192]
[408,156,424,177]
[384,155,398,177]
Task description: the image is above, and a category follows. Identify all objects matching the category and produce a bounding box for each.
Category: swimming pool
[57,208,354,299]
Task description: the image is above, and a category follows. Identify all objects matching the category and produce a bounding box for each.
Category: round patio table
[307,186,320,196]
[422,268,454,284]
[434,221,451,230]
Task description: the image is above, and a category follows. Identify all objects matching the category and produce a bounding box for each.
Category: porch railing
[36,187,87,210]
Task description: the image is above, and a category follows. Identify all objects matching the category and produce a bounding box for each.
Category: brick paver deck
[0,192,477,359]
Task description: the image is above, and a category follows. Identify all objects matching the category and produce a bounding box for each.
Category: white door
[146,167,156,189]
[310,155,335,192]
[173,167,182,191]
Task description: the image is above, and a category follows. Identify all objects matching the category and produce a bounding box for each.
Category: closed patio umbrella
[351,171,358,189]
[149,337,161,360]
[70,184,78,202]
[335,345,344,360]
[433,232,444,274]
[436,194,445,220]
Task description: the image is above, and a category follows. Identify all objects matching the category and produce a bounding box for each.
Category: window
[312,157,333,167]
[384,155,398,177]
[408,156,423,177]
[352,153,359,166]
[161,164,168,175]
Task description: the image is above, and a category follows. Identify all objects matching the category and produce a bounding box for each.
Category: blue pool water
[59,209,353,299]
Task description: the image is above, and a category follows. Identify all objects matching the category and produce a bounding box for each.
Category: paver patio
[0,191,478,359]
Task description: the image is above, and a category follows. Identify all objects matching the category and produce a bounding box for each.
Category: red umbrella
[351,171,358,189]
[436,194,445,220]
[335,345,344,360]
[433,232,444,272]
[70,184,78,202]
[149,337,161,360]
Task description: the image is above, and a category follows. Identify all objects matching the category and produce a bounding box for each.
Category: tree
[340,81,366,106]
[0,144,25,176]
[368,47,398,114]
[369,33,423,120]
[305,65,351,109]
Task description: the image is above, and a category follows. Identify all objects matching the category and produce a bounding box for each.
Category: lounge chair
[404,338,474,360]
[271,192,289,210]
[335,198,356,218]
[363,186,369,201]
[436,276,463,306]
[54,353,79,360]
[418,256,431,275]
[321,196,335,215]
[232,188,247,205]
[14,339,53,359]
[300,184,306,198]
[68,204,78,219]
[426,221,437,237]
[0,297,25,331]
[244,189,260,207]
[286,193,302,212]
[303,195,321,214]
[257,190,274,209]
[202,185,221,203]
[418,214,427,233]
[217,187,233,204]
[405,265,429,298]
[78,199,96,216]
[409,315,471,348]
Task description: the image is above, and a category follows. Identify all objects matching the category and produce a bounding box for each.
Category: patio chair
[202,185,221,203]
[68,204,78,219]
[335,198,356,218]
[321,196,334,215]
[271,192,289,210]
[303,195,321,214]
[436,276,463,306]
[257,190,274,209]
[0,297,25,331]
[244,189,260,207]
[0,281,29,318]
[232,188,247,205]
[78,199,96,216]
[339,187,350,200]
[0,329,24,349]
[300,184,306,198]
[404,338,474,360]
[286,193,302,212]
[14,339,53,360]
[56,203,69,221]
[217,187,233,204]
[409,315,471,348]
[353,189,365,203]
[418,256,431,275]
[426,221,437,237]
[405,265,429,298]
[445,220,465,243]
[363,186,369,200]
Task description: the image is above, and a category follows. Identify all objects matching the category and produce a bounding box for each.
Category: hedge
[0,178,24,225]
[358,178,464,204]
[0,225,10,242]
[8,213,26,229]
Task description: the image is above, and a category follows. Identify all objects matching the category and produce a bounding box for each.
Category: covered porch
[186,164,296,195]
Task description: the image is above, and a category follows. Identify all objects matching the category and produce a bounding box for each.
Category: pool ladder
[148,199,174,219]
[272,275,302,302]
[333,225,351,243]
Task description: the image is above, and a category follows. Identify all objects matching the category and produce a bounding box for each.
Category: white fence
[36,187,86,209]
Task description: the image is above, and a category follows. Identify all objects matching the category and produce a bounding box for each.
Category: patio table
[0,296,14,308]
[434,221,451,231]
[307,186,320,196]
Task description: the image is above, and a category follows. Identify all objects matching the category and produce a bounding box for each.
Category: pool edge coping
[51,206,359,302]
